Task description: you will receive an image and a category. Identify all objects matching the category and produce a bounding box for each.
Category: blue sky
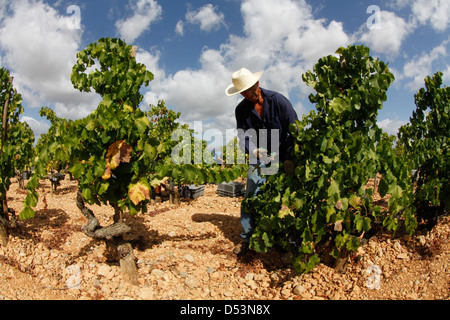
[0,0,449,142]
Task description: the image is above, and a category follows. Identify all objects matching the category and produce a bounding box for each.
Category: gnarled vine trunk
[76,190,139,285]
[0,207,16,246]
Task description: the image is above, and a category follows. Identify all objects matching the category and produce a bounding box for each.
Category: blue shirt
[235,88,298,163]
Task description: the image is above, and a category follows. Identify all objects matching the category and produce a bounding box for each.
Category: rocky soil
[0,178,448,300]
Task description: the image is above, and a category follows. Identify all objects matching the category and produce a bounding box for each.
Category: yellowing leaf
[349,195,361,208]
[278,209,295,219]
[129,181,150,206]
[102,162,112,180]
[123,103,133,113]
[334,220,343,232]
[106,140,132,170]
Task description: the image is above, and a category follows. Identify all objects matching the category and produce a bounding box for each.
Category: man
[225,67,298,255]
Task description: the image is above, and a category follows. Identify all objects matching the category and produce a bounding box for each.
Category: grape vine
[0,67,35,243]
[398,71,449,219]
[244,45,417,273]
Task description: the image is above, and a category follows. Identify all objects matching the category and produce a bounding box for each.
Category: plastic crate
[217,182,245,198]
[48,173,65,182]
[182,185,205,199]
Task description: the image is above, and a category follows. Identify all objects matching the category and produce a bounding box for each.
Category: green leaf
[302,228,313,242]
[327,180,340,198]
[98,182,109,195]
[20,206,36,220]
[183,164,197,182]
[349,195,361,208]
[143,143,156,160]
[71,162,84,179]
[25,191,38,207]
[378,177,389,198]
[82,188,93,202]
[135,116,150,134]
[362,217,371,232]
[329,97,346,113]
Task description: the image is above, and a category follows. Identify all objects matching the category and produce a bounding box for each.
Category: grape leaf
[129,180,150,206]
[106,140,132,170]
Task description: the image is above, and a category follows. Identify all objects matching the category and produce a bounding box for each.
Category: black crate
[48,173,65,182]
[217,182,245,198]
[181,185,205,199]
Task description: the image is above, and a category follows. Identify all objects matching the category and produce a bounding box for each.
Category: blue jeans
[241,164,266,242]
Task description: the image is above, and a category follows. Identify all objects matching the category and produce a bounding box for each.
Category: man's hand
[253,148,275,163]
[283,160,295,175]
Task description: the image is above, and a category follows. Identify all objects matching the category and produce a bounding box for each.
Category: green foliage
[35,107,74,173]
[398,71,450,213]
[21,37,246,219]
[0,68,35,218]
[245,45,416,273]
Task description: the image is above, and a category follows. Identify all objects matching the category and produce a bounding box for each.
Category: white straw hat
[225,68,264,96]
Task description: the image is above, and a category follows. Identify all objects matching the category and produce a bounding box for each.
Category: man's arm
[277,94,298,162]
[236,106,259,165]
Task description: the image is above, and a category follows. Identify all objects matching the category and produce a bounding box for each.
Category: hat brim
[225,71,264,96]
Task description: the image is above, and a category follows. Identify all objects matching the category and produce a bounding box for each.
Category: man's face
[241,82,261,103]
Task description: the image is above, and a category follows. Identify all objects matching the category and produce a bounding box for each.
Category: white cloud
[0,0,100,125]
[115,0,162,43]
[175,20,184,36]
[185,4,226,33]
[147,48,231,121]
[401,41,448,90]
[356,10,413,58]
[20,116,50,139]
[141,0,351,135]
[378,118,407,136]
[411,0,450,32]
[386,0,450,32]
[443,65,450,83]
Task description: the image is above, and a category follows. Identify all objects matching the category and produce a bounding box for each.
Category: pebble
[139,287,154,300]
[397,253,409,260]
[97,265,111,277]
[151,269,166,278]
[185,277,200,289]
[293,284,306,295]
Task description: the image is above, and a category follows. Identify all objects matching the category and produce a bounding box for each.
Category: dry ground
[0,177,448,300]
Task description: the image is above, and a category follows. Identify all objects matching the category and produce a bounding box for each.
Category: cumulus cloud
[0,0,100,124]
[20,116,50,140]
[115,0,162,43]
[144,0,350,135]
[356,10,413,58]
[411,0,450,32]
[185,4,226,33]
[443,65,450,83]
[401,40,449,90]
[378,118,408,136]
[148,48,231,120]
[175,20,184,36]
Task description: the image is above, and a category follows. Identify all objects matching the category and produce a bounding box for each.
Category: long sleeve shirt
[235,88,298,164]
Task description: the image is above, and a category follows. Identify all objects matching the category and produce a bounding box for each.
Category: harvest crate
[217,182,245,198]
[48,173,66,193]
[181,185,205,199]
